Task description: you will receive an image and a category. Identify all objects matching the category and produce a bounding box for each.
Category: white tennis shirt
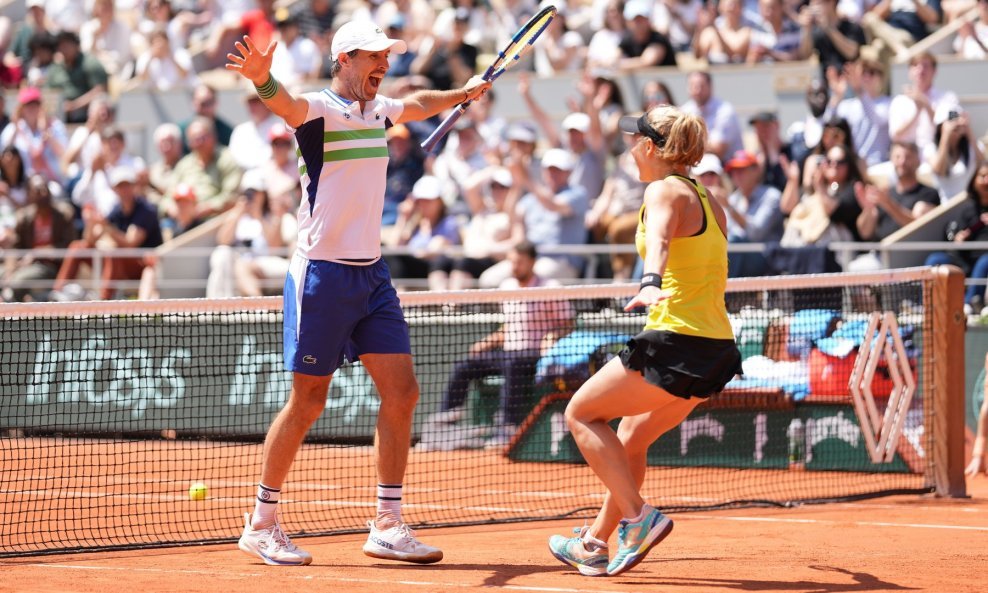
[292,89,404,262]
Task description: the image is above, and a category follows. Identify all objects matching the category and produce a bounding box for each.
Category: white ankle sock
[627,504,650,524]
[582,531,608,552]
[376,484,402,524]
[251,483,280,528]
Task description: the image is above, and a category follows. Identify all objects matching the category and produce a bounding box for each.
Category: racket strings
[490,10,556,78]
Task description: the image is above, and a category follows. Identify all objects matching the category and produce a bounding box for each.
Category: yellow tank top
[635,175,734,340]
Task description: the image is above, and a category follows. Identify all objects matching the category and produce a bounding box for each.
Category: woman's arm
[623,180,681,311]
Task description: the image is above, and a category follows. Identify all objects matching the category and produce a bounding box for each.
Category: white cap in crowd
[562,112,591,134]
[108,165,137,187]
[933,102,964,126]
[412,175,444,200]
[506,124,537,144]
[491,167,514,187]
[241,168,268,193]
[332,20,408,58]
[693,153,724,176]
[541,148,576,171]
[623,0,653,20]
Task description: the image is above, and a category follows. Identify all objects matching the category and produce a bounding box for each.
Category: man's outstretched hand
[226,35,277,86]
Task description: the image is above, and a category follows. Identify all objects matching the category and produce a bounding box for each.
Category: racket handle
[421,102,471,153]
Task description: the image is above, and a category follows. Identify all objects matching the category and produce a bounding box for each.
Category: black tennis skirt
[618,330,743,399]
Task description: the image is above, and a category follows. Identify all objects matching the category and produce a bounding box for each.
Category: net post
[930,264,967,497]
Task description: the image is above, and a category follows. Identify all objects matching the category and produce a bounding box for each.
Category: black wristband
[640,273,662,290]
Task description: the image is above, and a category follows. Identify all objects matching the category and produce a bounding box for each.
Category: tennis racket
[420,5,557,153]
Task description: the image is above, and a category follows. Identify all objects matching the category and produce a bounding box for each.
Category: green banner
[509,398,913,473]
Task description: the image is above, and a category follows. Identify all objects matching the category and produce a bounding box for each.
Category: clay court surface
[3,478,986,593]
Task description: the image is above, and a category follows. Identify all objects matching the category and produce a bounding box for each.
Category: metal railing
[2,241,988,300]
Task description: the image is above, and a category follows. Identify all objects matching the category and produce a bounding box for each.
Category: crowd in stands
[0,0,986,310]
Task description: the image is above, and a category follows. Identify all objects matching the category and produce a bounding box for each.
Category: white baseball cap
[331,20,408,58]
[541,148,576,171]
[108,165,137,187]
[240,168,268,192]
[623,0,653,20]
[491,167,514,188]
[693,153,724,176]
[412,175,443,200]
[506,124,537,144]
[562,112,591,134]
[933,101,964,126]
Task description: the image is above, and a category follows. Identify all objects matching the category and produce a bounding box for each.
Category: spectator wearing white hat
[692,153,730,206]
[384,175,463,291]
[619,0,678,70]
[480,147,589,287]
[504,121,543,181]
[519,74,607,203]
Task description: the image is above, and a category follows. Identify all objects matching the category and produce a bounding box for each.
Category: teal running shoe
[606,505,673,576]
[548,526,608,576]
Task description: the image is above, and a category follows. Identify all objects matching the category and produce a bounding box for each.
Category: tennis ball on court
[189,482,208,501]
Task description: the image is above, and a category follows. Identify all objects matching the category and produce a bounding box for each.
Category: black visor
[618,114,666,148]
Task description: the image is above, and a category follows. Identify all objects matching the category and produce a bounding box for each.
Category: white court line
[680,514,988,531]
[28,564,637,593]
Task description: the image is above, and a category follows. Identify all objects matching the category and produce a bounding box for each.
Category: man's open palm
[226,36,277,85]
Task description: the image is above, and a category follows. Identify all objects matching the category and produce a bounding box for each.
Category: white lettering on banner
[680,414,724,455]
[753,413,767,463]
[228,336,379,423]
[24,332,190,418]
[550,411,568,457]
[807,412,860,449]
[229,335,288,408]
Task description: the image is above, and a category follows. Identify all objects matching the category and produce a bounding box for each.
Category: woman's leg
[565,357,688,519]
[586,397,703,542]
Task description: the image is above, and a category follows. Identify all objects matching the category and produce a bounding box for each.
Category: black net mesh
[0,273,938,556]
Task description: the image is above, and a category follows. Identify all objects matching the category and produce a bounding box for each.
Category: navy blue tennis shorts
[283,254,411,376]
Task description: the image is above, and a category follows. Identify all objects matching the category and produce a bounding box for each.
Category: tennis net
[0,267,966,556]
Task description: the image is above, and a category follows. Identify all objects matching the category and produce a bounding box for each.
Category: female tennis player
[548,105,742,577]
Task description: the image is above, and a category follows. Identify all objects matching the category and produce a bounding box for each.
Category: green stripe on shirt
[323,147,390,162]
[324,129,386,142]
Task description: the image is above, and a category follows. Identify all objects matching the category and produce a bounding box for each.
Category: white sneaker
[363,520,443,564]
[238,513,313,566]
